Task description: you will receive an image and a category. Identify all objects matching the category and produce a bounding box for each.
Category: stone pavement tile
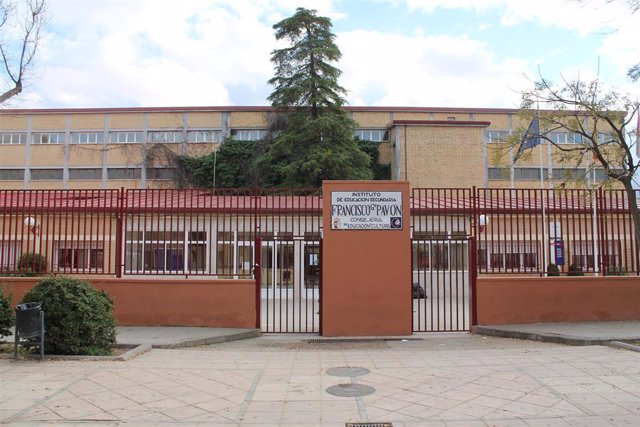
[448,401,496,418]
[237,410,283,424]
[158,404,212,421]
[536,400,587,417]
[564,392,610,405]
[443,420,488,427]
[562,415,616,426]
[80,390,139,411]
[618,402,640,413]
[575,402,631,416]
[280,410,323,423]
[599,391,640,404]
[320,409,360,423]
[521,417,573,426]
[484,419,529,426]
[399,420,448,427]
[365,395,413,412]
[604,414,640,425]
[245,401,285,412]
[193,399,241,413]
[394,402,442,419]
[468,395,512,409]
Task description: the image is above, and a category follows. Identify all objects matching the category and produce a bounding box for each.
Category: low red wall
[2,278,256,328]
[477,276,640,325]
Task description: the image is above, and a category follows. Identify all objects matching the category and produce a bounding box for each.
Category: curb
[151,329,262,349]
[472,325,612,346]
[1,343,152,362]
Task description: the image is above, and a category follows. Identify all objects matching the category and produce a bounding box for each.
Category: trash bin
[14,302,45,360]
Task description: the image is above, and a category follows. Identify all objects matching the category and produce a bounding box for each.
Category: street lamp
[478,214,489,232]
[24,216,39,236]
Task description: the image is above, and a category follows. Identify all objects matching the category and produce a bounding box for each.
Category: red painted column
[321,181,411,336]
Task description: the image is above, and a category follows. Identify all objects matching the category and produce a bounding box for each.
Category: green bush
[567,263,584,276]
[606,266,628,276]
[17,253,47,275]
[0,286,14,338]
[22,276,116,355]
[547,263,560,276]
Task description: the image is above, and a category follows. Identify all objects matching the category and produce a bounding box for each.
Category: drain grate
[308,338,421,343]
[346,423,393,427]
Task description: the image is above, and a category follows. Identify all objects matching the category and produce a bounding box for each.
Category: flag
[513,117,542,162]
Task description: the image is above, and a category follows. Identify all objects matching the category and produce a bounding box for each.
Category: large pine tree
[257,7,372,187]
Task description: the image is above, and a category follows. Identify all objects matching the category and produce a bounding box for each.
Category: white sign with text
[331,191,403,230]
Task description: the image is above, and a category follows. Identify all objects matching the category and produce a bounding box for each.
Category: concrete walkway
[115,326,261,349]
[2,322,640,425]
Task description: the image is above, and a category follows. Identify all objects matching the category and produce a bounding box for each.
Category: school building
[0,105,613,191]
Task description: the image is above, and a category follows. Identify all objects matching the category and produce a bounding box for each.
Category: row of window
[485,130,611,144]
[0,128,390,145]
[0,168,178,181]
[488,167,614,181]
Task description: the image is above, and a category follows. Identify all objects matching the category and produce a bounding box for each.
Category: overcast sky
[7,0,640,109]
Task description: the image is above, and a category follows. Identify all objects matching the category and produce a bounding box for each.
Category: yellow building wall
[106,145,143,165]
[30,146,65,167]
[186,112,223,128]
[0,114,27,129]
[378,142,392,165]
[184,143,218,157]
[110,113,144,129]
[27,181,65,190]
[393,112,430,121]
[229,111,268,127]
[352,112,390,127]
[147,112,183,128]
[69,114,105,130]
[474,113,509,129]
[69,145,104,166]
[403,125,486,188]
[32,114,67,130]
[0,146,26,166]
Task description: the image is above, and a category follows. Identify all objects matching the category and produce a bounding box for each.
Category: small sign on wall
[331,191,403,230]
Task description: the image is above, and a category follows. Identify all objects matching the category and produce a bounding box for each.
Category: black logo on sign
[390,217,402,229]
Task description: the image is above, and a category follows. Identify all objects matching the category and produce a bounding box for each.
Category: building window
[485,130,509,143]
[570,240,620,271]
[550,132,582,144]
[30,169,63,180]
[552,168,586,181]
[69,168,102,180]
[71,132,104,144]
[355,129,389,142]
[412,240,468,271]
[148,131,184,143]
[125,230,207,274]
[109,131,144,143]
[488,168,509,180]
[147,168,178,180]
[0,133,26,144]
[32,132,65,144]
[54,241,104,272]
[0,169,25,180]
[107,168,141,180]
[230,129,267,141]
[187,130,222,143]
[479,241,539,272]
[513,168,550,180]
[0,241,21,269]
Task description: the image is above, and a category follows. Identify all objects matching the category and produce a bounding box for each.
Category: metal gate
[411,188,475,332]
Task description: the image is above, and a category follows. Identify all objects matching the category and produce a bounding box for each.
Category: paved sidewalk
[2,328,640,425]
[115,326,261,349]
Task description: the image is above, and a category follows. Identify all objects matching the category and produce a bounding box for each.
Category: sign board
[331,191,403,230]
[554,238,565,266]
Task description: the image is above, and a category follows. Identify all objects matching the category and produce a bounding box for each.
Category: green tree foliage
[358,140,391,180]
[17,252,46,275]
[179,138,268,188]
[22,276,116,355]
[259,7,373,187]
[0,286,14,338]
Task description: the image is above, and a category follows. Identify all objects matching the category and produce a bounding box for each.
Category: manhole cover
[326,383,376,397]
[326,367,370,377]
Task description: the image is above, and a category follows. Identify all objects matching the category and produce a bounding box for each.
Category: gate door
[260,237,320,333]
[411,188,474,332]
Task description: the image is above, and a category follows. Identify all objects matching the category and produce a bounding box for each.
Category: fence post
[254,236,262,330]
[115,187,125,278]
[469,236,478,327]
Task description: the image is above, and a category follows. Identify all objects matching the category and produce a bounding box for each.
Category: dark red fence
[0,187,638,279]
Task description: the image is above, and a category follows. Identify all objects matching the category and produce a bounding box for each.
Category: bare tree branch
[0,0,47,104]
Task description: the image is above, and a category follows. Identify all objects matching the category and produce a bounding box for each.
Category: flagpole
[541,129,548,275]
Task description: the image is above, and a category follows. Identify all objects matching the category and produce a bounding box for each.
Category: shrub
[0,286,14,338]
[17,253,47,275]
[567,263,584,276]
[606,266,628,276]
[547,263,560,276]
[22,276,116,355]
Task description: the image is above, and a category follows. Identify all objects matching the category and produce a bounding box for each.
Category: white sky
[5,0,640,109]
